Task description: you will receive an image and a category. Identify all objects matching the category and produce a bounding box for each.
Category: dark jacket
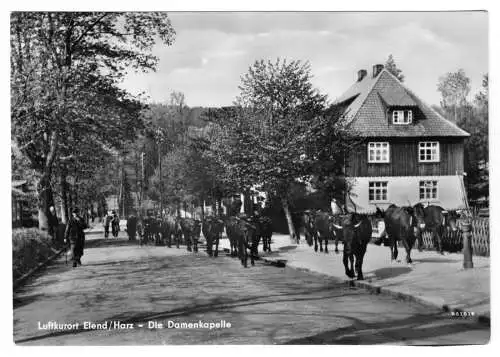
[65,215,86,243]
[104,215,113,227]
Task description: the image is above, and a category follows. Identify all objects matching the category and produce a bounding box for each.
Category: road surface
[13,232,489,345]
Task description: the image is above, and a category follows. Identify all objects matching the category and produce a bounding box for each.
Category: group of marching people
[103,210,121,238]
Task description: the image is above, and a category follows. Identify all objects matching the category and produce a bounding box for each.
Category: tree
[437,69,471,123]
[385,54,404,82]
[436,71,488,203]
[209,58,350,240]
[11,12,175,229]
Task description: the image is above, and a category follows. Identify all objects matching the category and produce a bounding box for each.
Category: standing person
[111,210,120,237]
[126,212,138,241]
[48,206,59,243]
[64,208,87,268]
[104,211,113,239]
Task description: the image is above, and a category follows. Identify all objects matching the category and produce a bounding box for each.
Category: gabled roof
[332,68,470,138]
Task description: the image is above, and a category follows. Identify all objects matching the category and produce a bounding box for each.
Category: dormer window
[392,110,412,124]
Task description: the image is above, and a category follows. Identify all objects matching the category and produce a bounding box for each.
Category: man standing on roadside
[65,208,87,268]
[104,211,113,239]
[48,206,59,243]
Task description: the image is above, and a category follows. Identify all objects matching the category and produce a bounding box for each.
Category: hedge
[12,228,58,282]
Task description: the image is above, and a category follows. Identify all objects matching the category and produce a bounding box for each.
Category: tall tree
[385,54,405,82]
[11,12,175,229]
[437,69,471,123]
[436,71,488,203]
[209,59,350,240]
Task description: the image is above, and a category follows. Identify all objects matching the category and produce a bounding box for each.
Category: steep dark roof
[332,69,470,138]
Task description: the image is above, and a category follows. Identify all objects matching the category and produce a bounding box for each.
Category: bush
[12,228,57,281]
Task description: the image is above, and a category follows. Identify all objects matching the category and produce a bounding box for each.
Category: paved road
[13,232,489,345]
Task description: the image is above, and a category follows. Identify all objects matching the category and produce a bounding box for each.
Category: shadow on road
[278,245,298,252]
[412,258,459,264]
[283,313,489,345]
[85,238,139,249]
[370,266,412,280]
[14,284,364,344]
[13,293,47,309]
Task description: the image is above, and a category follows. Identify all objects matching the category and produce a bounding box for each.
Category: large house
[333,64,470,213]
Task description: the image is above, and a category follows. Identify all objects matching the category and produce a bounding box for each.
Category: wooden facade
[346,137,465,177]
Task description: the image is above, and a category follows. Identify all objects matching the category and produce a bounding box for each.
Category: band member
[104,211,113,238]
[64,208,87,268]
[48,206,59,242]
[111,210,120,237]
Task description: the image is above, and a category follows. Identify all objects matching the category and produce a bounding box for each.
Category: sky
[120,11,488,108]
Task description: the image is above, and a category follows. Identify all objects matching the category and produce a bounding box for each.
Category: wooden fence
[419,218,489,257]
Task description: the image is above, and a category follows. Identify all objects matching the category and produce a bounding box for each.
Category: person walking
[104,211,113,238]
[111,210,120,238]
[64,208,87,268]
[48,206,59,243]
[126,213,138,241]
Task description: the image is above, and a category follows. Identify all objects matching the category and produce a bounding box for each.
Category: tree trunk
[215,198,222,217]
[200,196,205,222]
[37,131,58,230]
[281,196,297,242]
[60,168,69,224]
[37,174,53,230]
[244,190,252,215]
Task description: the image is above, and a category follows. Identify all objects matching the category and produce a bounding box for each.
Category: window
[392,110,413,124]
[419,180,438,200]
[419,142,440,162]
[368,142,390,163]
[369,181,388,202]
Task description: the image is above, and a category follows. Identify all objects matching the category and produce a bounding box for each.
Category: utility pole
[157,128,163,217]
[141,151,145,216]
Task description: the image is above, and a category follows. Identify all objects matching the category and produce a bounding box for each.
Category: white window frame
[369,181,388,203]
[392,110,413,124]
[419,180,438,200]
[367,142,390,163]
[418,141,440,162]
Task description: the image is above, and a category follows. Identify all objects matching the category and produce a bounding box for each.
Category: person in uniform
[104,211,113,238]
[64,208,87,267]
[126,212,138,241]
[48,206,59,243]
[111,210,120,237]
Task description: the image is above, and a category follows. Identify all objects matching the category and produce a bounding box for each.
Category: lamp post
[461,220,474,269]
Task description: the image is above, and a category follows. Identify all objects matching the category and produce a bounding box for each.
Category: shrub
[12,228,56,281]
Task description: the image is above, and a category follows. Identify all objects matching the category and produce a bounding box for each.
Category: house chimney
[373,64,384,78]
[357,69,367,82]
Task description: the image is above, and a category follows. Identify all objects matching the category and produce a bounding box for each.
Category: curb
[13,247,66,290]
[345,278,490,327]
[282,260,490,327]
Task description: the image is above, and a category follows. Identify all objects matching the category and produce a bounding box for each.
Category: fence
[419,218,489,257]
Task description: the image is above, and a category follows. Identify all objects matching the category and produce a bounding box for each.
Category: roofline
[381,69,471,137]
[343,69,385,126]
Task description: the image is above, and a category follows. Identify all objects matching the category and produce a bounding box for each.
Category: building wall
[346,138,464,177]
[347,175,467,213]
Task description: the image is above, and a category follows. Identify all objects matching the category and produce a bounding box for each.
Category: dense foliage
[437,71,489,203]
[11,12,176,227]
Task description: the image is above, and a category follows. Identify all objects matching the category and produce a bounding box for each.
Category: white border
[1,1,497,356]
